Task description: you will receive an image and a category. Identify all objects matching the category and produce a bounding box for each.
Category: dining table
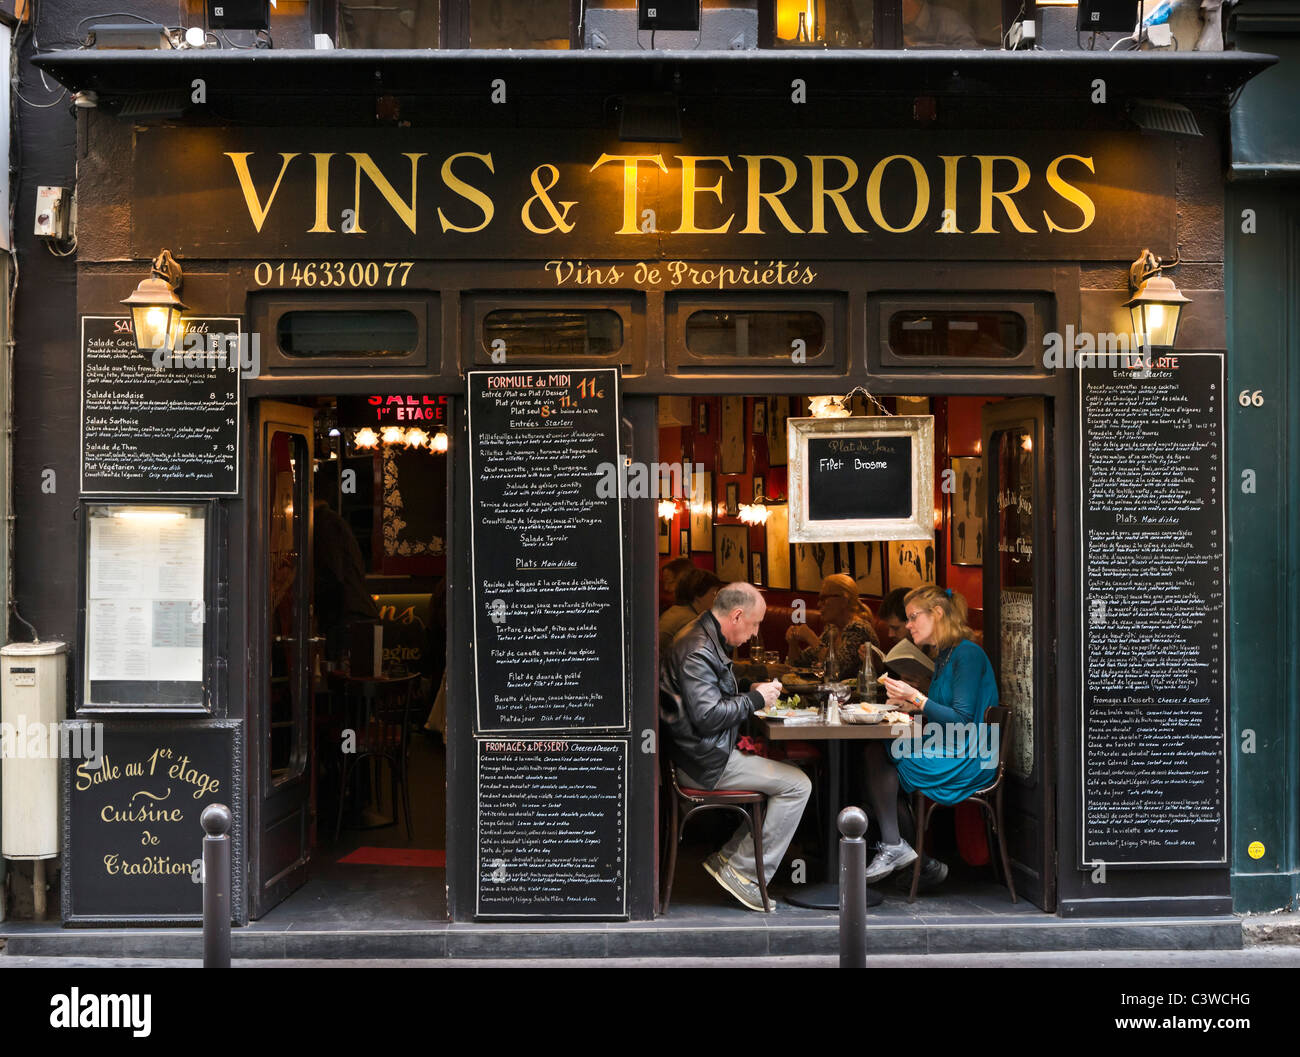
[753,709,922,910]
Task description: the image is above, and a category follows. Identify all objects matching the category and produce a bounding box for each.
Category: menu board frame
[466,367,628,734]
[76,499,221,715]
[786,415,935,542]
[1078,351,1228,868]
[61,719,244,926]
[79,315,242,496]
[474,737,629,919]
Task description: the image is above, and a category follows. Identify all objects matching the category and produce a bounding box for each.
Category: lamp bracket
[151,249,183,292]
[1129,246,1182,291]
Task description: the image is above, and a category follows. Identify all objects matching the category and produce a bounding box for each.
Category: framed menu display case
[77,500,219,714]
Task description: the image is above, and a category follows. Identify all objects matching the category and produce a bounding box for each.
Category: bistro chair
[907,705,1017,903]
[333,672,423,842]
[658,689,772,914]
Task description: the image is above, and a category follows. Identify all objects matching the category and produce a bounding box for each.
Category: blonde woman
[862,585,999,883]
[785,573,880,679]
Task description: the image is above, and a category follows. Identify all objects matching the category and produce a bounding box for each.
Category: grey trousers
[680,750,812,886]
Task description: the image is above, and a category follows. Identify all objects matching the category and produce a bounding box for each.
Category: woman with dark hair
[860,585,999,883]
[659,568,722,655]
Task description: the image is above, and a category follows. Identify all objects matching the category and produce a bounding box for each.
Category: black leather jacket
[660,611,763,789]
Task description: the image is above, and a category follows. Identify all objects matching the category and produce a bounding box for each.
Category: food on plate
[883,710,912,724]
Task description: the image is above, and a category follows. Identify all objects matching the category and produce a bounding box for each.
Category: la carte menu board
[477,739,626,917]
[1080,352,1226,866]
[62,721,242,924]
[81,316,240,495]
[467,369,627,731]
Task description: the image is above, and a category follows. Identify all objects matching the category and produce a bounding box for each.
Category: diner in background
[785,573,881,679]
[659,556,695,613]
[861,585,999,883]
[661,582,810,912]
[659,568,722,655]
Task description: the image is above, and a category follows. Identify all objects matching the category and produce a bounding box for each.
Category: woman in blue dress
[862,585,1000,883]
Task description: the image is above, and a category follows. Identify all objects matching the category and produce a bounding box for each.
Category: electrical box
[638,0,701,32]
[34,186,70,241]
[1,642,68,859]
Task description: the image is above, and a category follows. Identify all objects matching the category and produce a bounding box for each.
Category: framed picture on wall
[853,541,885,597]
[715,525,748,583]
[765,504,790,589]
[794,541,836,593]
[690,470,713,552]
[725,481,740,517]
[888,538,935,590]
[719,396,745,474]
[753,475,766,502]
[659,516,670,555]
[751,551,764,587]
[835,541,853,575]
[767,397,789,466]
[680,527,689,556]
[697,401,709,434]
[753,400,767,436]
[950,455,984,567]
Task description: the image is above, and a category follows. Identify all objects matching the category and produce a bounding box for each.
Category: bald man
[661,582,811,912]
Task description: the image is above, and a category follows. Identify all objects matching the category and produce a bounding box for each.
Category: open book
[866,640,935,692]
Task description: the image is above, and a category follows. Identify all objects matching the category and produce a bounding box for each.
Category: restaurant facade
[0,0,1291,945]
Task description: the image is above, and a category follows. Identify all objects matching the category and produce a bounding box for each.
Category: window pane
[775,0,875,46]
[686,310,825,359]
[277,310,419,358]
[888,310,1024,358]
[903,0,1002,48]
[339,1,440,47]
[470,0,571,48]
[483,309,623,357]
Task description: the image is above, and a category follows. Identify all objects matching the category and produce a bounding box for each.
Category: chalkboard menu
[807,436,913,521]
[476,739,626,917]
[788,416,934,542]
[62,721,243,924]
[1080,352,1225,866]
[467,369,627,731]
[81,316,241,495]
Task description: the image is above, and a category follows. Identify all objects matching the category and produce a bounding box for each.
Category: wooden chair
[658,690,771,914]
[333,673,422,841]
[907,705,1017,903]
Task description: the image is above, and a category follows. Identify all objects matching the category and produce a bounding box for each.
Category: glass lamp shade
[121,275,187,354]
[1125,274,1190,348]
[431,429,449,454]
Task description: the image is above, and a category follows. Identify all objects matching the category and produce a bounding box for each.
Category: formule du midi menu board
[467,368,628,917]
[1080,352,1226,867]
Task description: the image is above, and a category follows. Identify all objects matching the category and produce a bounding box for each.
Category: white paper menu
[86,513,204,684]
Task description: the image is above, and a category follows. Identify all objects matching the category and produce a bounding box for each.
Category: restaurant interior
[264,388,1038,923]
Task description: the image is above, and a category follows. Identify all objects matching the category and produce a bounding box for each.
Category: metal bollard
[838,806,869,969]
[201,803,232,969]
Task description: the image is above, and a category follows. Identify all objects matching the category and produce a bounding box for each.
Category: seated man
[660,583,811,912]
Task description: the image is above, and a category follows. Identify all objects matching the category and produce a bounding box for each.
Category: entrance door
[980,398,1056,911]
[249,400,317,917]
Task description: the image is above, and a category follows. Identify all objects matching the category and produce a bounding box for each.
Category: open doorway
[249,395,451,924]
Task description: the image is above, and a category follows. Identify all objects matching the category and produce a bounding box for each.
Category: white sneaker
[865,840,918,883]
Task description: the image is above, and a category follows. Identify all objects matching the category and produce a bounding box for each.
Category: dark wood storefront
[36,48,1269,925]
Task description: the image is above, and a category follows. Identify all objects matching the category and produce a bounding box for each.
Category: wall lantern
[1125,249,1190,348]
[404,427,430,450]
[121,249,187,355]
[658,499,678,521]
[431,428,449,454]
[353,427,380,450]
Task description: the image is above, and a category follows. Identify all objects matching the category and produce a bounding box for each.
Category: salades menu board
[476,739,627,917]
[81,316,240,495]
[1080,352,1226,866]
[467,369,627,732]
